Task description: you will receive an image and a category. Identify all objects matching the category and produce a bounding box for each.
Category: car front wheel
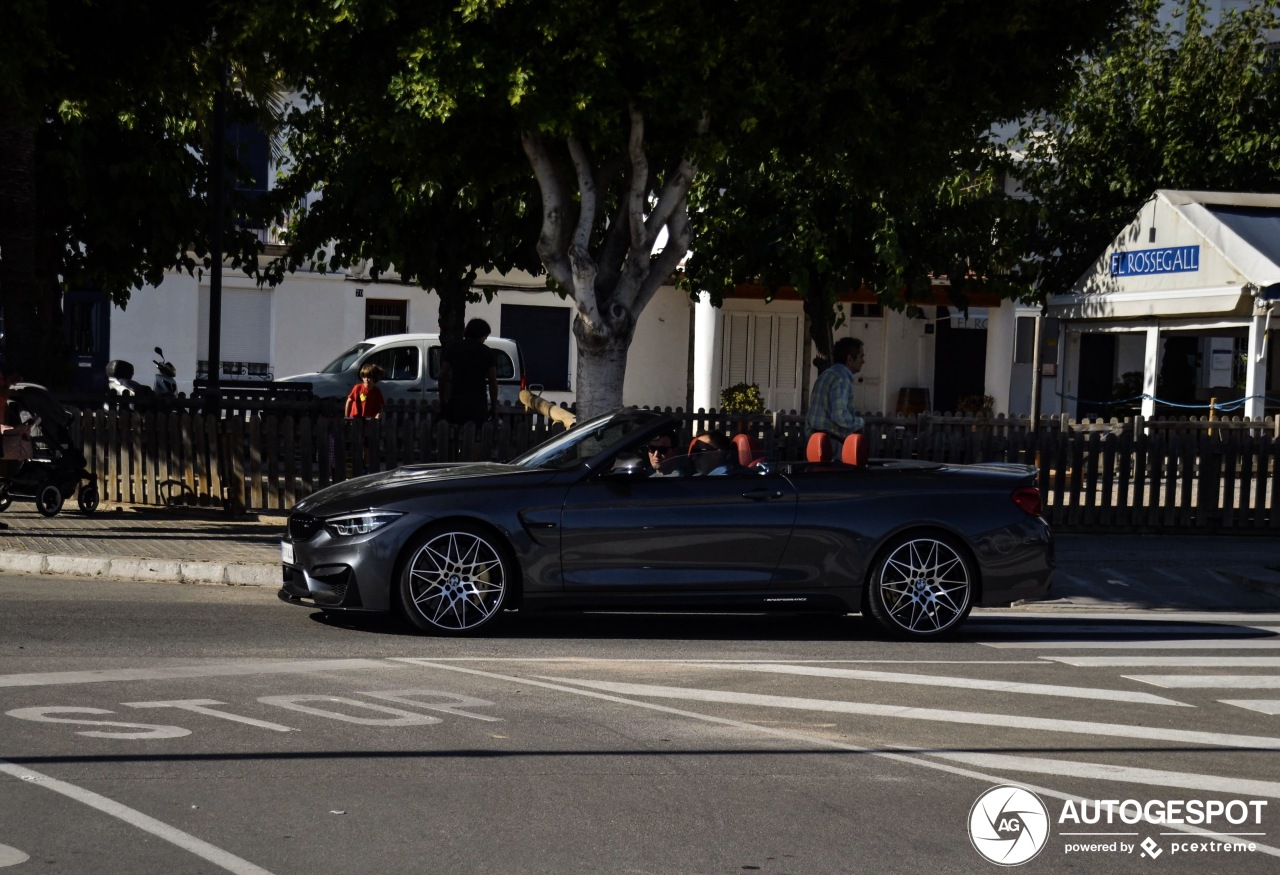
[399,524,512,635]
[866,533,973,639]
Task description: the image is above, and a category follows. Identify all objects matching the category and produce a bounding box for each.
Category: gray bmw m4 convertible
[280,407,1052,639]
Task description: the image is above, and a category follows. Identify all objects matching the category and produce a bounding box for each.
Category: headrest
[732,433,762,467]
[841,433,867,466]
[806,432,836,463]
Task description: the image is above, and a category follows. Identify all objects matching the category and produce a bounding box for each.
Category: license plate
[281,541,295,565]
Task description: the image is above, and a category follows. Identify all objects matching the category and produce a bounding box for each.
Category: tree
[0,2,276,387]
[268,0,1132,419]
[1011,0,1280,296]
[259,7,544,347]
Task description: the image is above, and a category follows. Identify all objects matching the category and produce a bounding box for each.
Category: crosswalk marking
[701,662,1188,706]
[1128,675,1280,690]
[985,638,1280,650]
[541,676,1280,750]
[1220,700,1280,716]
[972,622,1280,636]
[1045,656,1280,667]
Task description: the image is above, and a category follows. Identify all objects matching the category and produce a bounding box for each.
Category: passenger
[805,336,866,441]
[689,430,735,475]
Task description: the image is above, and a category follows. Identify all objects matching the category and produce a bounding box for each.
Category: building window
[500,304,571,391]
[366,299,407,338]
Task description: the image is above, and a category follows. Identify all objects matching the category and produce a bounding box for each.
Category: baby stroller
[0,383,99,516]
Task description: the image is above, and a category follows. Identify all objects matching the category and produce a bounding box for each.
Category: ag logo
[968,785,1051,866]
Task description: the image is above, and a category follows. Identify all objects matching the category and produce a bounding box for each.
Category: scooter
[153,347,177,396]
[106,359,150,396]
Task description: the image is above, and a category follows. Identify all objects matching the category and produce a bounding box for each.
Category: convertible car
[280,407,1052,639]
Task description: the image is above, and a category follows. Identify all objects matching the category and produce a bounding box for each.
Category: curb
[0,552,279,587]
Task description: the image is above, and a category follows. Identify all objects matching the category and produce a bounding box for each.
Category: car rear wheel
[399,524,512,635]
[866,533,973,639]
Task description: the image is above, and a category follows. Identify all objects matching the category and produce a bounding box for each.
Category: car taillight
[1012,486,1042,517]
[520,370,527,391]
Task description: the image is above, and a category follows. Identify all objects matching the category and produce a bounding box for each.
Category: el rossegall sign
[1109,245,1200,278]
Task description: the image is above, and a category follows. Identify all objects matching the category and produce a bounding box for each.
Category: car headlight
[324,511,403,537]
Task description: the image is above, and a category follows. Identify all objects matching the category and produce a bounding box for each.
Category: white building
[99,258,1042,420]
[1045,190,1280,421]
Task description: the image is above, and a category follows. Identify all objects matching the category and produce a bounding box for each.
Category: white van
[277,333,526,407]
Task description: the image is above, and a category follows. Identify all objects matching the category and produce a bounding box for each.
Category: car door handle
[407,387,422,393]
[741,488,784,501]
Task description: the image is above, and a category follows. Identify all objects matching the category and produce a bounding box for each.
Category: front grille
[288,513,323,541]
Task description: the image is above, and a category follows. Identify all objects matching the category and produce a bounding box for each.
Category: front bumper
[280,512,414,613]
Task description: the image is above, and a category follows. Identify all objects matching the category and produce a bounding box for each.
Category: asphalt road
[2,574,1280,874]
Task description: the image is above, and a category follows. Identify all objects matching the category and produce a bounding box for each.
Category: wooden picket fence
[64,404,1279,533]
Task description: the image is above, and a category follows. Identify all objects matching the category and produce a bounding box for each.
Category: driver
[645,429,693,476]
[644,431,676,470]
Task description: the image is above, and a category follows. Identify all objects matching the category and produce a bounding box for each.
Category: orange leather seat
[732,433,764,467]
[841,433,867,466]
[806,432,837,462]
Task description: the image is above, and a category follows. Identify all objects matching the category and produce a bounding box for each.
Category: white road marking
[926,751,1280,799]
[400,657,1045,664]
[537,677,1280,750]
[986,638,1280,650]
[701,662,1188,706]
[1046,656,1280,667]
[396,659,1280,857]
[1221,700,1280,716]
[972,622,1280,638]
[1128,675,1280,690]
[0,659,400,688]
[0,760,275,874]
[121,699,296,732]
[0,843,28,867]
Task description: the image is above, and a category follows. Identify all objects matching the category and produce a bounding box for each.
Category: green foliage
[720,383,765,414]
[956,394,995,418]
[0,1,281,385]
[1112,371,1143,401]
[680,0,1132,359]
[1012,0,1280,295]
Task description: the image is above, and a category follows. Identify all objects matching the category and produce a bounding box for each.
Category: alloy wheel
[869,536,972,637]
[402,528,509,634]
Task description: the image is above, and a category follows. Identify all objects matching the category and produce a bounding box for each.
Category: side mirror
[605,452,651,479]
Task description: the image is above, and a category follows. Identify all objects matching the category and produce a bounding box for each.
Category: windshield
[320,343,375,374]
[509,408,665,470]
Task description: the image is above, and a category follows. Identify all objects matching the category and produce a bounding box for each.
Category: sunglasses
[646,444,673,455]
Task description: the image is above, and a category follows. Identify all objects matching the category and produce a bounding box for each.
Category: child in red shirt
[344,363,386,419]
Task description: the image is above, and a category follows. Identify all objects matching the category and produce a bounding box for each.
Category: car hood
[293,462,554,515]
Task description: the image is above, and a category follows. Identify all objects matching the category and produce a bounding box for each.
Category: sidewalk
[0,504,1276,610]
[0,505,283,586]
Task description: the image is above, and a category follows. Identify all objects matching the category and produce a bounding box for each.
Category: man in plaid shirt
[805,336,866,440]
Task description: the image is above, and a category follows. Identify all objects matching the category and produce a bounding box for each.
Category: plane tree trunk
[522,106,702,421]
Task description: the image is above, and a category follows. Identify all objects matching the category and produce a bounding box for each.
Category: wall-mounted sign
[1109,245,1200,277]
[949,307,988,330]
